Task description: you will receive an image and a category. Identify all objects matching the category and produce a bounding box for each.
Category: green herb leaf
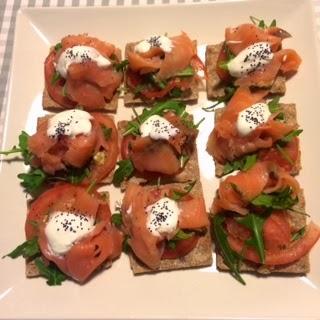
[275,144,294,165]
[18,169,47,194]
[236,213,266,263]
[62,84,68,97]
[267,96,280,113]
[223,154,257,175]
[278,129,303,145]
[179,154,190,169]
[202,86,236,112]
[258,20,266,29]
[170,180,196,201]
[270,19,277,27]
[172,229,194,241]
[167,241,177,249]
[124,100,186,136]
[251,187,298,210]
[101,125,112,140]
[170,87,182,98]
[34,257,66,286]
[114,59,129,72]
[175,66,195,77]
[134,84,146,95]
[66,167,89,184]
[212,215,245,285]
[291,227,306,241]
[113,160,134,187]
[54,42,62,52]
[111,213,123,227]
[51,71,61,85]
[147,74,167,89]
[122,235,131,253]
[3,238,40,259]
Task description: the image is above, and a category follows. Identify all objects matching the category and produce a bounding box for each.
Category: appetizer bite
[44,34,123,111]
[211,161,320,284]
[206,87,302,177]
[114,101,202,187]
[120,181,212,273]
[206,18,301,99]
[1,109,119,194]
[4,184,123,284]
[124,33,204,105]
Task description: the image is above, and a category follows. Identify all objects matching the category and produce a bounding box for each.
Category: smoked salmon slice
[25,184,123,283]
[121,182,209,269]
[212,161,301,215]
[215,22,301,89]
[45,34,123,110]
[207,87,297,164]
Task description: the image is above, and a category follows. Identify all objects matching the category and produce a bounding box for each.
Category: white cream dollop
[47,109,93,138]
[146,197,180,238]
[45,211,95,255]
[56,45,111,78]
[140,115,179,140]
[134,35,173,53]
[228,42,274,78]
[236,102,271,136]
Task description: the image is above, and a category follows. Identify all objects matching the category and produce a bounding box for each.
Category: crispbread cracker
[123,41,200,106]
[36,115,117,184]
[212,103,301,177]
[205,43,286,100]
[127,181,213,274]
[26,191,111,278]
[43,88,119,112]
[117,118,200,185]
[214,190,310,274]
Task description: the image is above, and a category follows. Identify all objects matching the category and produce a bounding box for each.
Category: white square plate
[1,0,320,319]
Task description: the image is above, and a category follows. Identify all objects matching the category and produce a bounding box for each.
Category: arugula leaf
[54,42,62,51]
[275,144,294,165]
[180,112,202,130]
[62,84,68,97]
[113,160,134,187]
[167,230,194,250]
[212,215,245,285]
[114,59,129,72]
[270,19,277,27]
[223,154,257,175]
[291,227,306,241]
[236,213,266,263]
[134,84,146,95]
[101,125,112,140]
[278,129,303,145]
[175,66,195,77]
[111,213,123,227]
[3,238,40,259]
[51,71,61,85]
[251,187,298,210]
[250,16,276,29]
[170,180,196,201]
[179,154,190,169]
[170,87,182,98]
[18,169,47,194]
[147,74,167,89]
[0,131,33,165]
[66,167,90,184]
[124,100,186,136]
[122,235,131,253]
[267,96,280,113]
[172,229,194,240]
[34,258,66,286]
[202,86,236,112]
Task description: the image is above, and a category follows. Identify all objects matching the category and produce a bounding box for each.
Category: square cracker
[215,190,310,274]
[123,41,200,106]
[117,118,200,185]
[212,103,301,177]
[205,43,286,100]
[26,192,111,278]
[128,181,213,274]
